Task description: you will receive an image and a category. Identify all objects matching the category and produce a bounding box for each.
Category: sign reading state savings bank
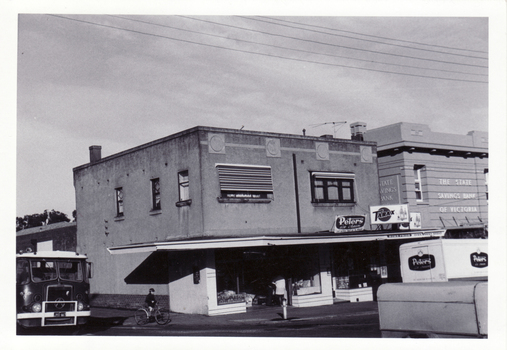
[379,175,401,204]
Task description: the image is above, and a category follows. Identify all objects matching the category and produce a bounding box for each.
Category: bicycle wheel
[134,308,149,325]
[155,308,171,325]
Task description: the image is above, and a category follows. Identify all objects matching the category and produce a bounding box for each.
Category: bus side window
[16,260,30,284]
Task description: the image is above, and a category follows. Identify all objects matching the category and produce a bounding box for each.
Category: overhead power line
[260,16,488,55]
[110,15,486,77]
[179,16,488,69]
[241,16,487,60]
[47,15,488,84]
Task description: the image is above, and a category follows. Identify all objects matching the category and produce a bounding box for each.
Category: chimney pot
[89,145,102,163]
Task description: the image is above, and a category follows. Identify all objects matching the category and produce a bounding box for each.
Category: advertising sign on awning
[399,212,422,231]
[333,215,366,233]
[370,204,409,225]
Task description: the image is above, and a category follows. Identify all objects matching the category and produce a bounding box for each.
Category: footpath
[89,300,379,328]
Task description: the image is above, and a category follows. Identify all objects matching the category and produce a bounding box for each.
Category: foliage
[16,209,71,231]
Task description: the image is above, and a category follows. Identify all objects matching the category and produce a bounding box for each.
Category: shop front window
[215,249,247,305]
[215,246,322,307]
[332,243,383,290]
[291,247,322,296]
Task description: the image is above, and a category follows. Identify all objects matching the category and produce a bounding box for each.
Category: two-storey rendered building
[73,126,444,315]
[364,122,488,238]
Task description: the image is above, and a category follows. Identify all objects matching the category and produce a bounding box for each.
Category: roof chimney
[89,145,102,163]
[350,122,366,141]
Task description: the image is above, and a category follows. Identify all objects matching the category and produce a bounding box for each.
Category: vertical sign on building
[379,174,401,204]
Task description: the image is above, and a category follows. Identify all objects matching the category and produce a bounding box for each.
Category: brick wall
[90,293,169,310]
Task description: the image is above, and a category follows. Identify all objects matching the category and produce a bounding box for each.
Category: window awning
[216,164,273,192]
[107,229,446,255]
[312,172,355,179]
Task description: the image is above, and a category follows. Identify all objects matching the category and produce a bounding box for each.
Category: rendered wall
[74,131,203,296]
[168,250,210,315]
[196,128,380,235]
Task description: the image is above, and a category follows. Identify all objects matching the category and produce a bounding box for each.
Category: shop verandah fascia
[108,228,445,316]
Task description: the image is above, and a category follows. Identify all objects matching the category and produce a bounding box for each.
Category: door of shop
[215,245,322,307]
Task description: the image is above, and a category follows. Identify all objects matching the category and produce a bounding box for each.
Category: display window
[214,245,322,306]
[290,246,321,296]
[331,243,381,290]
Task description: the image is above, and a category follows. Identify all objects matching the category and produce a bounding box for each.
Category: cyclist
[145,288,157,316]
[135,288,170,325]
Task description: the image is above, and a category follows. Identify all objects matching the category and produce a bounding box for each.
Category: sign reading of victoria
[370,204,409,225]
[333,215,365,233]
[408,253,436,271]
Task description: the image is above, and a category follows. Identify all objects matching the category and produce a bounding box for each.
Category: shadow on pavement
[84,316,130,330]
[17,316,130,336]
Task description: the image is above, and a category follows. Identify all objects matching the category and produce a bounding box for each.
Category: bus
[16,250,92,328]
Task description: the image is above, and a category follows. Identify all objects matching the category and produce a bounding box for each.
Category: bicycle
[134,305,171,325]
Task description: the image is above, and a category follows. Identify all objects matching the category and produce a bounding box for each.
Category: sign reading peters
[333,215,366,233]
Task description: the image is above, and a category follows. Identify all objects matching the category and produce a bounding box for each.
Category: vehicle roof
[16,250,88,259]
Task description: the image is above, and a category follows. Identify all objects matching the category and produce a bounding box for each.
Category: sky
[6,2,501,221]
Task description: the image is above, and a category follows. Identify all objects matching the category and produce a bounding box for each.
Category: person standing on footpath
[272,275,286,306]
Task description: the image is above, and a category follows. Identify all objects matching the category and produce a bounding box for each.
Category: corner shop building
[74,126,444,315]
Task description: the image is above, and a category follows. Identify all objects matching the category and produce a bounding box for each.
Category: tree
[16,209,71,231]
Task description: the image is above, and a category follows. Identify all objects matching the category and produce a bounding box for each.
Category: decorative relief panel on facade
[360,146,373,163]
[208,133,226,154]
[315,142,329,161]
[265,138,281,158]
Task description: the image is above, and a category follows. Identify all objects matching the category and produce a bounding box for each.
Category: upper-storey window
[414,165,425,202]
[151,178,161,210]
[310,172,355,203]
[216,164,274,199]
[115,187,124,216]
[178,171,190,201]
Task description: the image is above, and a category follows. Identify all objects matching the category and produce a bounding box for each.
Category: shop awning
[107,229,446,255]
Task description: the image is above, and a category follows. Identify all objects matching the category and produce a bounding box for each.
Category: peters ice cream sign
[333,215,366,233]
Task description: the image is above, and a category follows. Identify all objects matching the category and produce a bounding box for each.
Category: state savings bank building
[73,125,444,316]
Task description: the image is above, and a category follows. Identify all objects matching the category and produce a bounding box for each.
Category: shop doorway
[215,245,322,307]
[331,243,382,301]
